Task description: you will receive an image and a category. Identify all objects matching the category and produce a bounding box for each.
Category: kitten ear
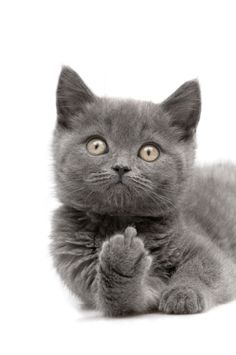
[56,66,95,128]
[161,80,201,140]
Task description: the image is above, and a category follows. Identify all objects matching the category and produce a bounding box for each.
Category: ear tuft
[56,66,95,128]
[161,80,201,140]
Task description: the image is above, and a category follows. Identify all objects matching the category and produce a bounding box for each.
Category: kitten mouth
[113,175,126,185]
[114,181,126,187]
[113,178,127,189]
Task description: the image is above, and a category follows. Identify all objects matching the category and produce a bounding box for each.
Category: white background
[1,1,236,354]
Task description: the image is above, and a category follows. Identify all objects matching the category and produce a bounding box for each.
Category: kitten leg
[51,224,163,315]
[159,237,236,314]
[97,226,165,316]
[51,230,101,309]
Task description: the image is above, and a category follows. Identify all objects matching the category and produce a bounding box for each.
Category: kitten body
[51,67,236,316]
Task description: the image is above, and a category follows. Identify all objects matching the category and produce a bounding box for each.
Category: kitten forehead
[74,97,171,145]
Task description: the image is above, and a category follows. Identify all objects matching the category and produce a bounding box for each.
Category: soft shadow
[69,294,205,322]
[76,306,168,322]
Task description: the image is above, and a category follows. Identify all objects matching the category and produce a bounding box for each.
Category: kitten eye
[86,137,108,156]
[138,144,160,162]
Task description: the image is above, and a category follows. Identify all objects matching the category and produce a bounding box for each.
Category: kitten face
[53,67,201,216]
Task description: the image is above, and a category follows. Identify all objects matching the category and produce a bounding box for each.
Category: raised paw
[99,226,151,279]
[159,285,205,314]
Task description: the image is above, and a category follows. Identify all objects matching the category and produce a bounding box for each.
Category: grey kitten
[50,66,236,316]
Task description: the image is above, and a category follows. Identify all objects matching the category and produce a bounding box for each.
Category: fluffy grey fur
[50,66,236,316]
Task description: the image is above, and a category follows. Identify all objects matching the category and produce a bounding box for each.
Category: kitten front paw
[99,226,151,279]
[159,285,205,314]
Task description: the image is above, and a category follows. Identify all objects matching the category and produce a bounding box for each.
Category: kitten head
[53,66,201,216]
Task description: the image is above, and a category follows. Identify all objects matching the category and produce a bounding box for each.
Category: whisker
[86,176,111,183]
[88,172,111,178]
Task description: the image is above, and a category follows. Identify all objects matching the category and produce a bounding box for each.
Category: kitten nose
[112,164,131,177]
